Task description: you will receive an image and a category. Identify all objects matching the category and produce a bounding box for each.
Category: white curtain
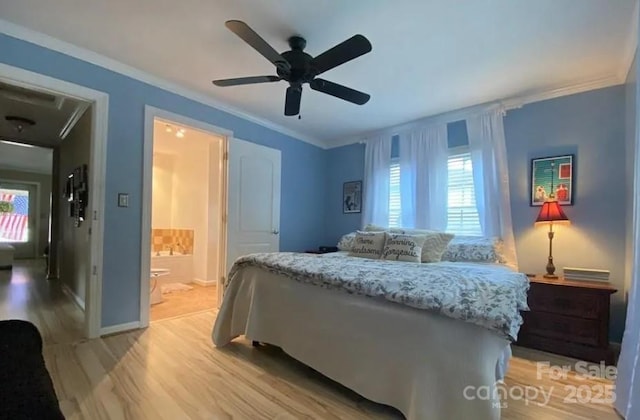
[398,124,449,230]
[362,135,392,228]
[615,123,640,419]
[466,109,518,269]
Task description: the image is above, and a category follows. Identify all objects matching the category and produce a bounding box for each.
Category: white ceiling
[1,0,636,146]
[0,81,87,147]
[0,141,52,174]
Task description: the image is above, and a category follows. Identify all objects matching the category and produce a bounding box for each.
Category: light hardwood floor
[1,261,623,419]
[150,283,217,322]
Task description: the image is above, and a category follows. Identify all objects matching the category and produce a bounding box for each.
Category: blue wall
[324,86,628,341]
[625,51,637,297]
[0,34,327,327]
[504,86,627,341]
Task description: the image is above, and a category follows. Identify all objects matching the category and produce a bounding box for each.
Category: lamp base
[543,274,559,279]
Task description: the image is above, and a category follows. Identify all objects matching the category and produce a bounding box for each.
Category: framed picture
[530,154,574,206]
[343,181,362,213]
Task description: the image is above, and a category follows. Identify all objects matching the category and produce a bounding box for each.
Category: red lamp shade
[535,200,570,225]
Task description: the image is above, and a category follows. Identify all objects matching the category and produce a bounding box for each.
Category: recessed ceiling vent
[0,82,64,109]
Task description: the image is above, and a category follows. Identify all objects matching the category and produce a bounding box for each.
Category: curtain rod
[354,100,516,144]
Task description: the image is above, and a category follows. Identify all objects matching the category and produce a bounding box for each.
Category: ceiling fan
[212,20,372,116]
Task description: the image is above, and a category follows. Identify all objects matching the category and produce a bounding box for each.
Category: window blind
[447,152,482,236]
[388,151,482,235]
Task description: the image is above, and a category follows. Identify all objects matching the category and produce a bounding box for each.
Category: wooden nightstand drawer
[528,285,600,319]
[518,275,617,363]
[521,312,600,346]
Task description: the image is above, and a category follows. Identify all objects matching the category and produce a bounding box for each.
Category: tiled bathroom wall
[151,228,194,254]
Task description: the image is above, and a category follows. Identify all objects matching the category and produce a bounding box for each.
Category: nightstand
[517,275,617,364]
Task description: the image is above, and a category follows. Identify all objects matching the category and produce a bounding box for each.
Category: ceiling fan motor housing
[278,36,315,86]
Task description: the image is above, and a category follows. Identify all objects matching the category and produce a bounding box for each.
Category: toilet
[150,268,170,305]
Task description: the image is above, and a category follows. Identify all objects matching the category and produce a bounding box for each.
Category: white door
[226,138,281,281]
[0,182,38,259]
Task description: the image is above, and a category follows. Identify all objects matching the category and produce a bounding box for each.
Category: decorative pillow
[441,236,506,264]
[419,231,455,263]
[365,226,454,262]
[349,231,386,259]
[381,233,426,262]
[336,232,356,251]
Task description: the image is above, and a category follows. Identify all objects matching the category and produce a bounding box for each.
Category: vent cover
[0,82,64,109]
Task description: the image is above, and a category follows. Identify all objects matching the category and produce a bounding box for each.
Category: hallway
[0,260,83,346]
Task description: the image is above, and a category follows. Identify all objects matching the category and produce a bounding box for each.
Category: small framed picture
[530,155,574,206]
[343,181,362,214]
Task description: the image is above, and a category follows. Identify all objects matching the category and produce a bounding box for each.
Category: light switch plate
[118,193,129,208]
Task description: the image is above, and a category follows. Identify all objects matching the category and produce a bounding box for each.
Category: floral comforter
[229,252,530,341]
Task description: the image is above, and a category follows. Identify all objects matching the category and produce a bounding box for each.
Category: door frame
[140,106,231,328]
[0,63,109,339]
[0,179,41,259]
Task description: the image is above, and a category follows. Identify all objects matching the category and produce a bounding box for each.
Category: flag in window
[0,191,29,242]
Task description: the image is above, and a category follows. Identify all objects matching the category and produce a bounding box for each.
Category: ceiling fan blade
[212,76,281,87]
[225,20,291,72]
[310,35,372,75]
[310,78,370,105]
[285,86,302,116]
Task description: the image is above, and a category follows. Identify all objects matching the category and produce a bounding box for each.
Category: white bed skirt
[213,267,510,420]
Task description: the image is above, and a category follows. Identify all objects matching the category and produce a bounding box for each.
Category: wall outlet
[118,193,129,208]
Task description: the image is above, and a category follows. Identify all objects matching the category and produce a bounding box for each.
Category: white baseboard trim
[61,282,85,311]
[193,278,217,286]
[100,321,141,336]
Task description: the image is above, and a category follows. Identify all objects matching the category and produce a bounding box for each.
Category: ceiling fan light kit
[213,20,372,117]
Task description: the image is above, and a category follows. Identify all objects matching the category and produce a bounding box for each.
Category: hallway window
[0,189,29,242]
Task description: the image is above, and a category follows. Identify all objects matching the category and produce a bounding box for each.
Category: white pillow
[441,236,505,263]
[349,231,386,259]
[363,223,388,232]
[382,228,453,263]
[336,232,356,251]
[381,233,426,262]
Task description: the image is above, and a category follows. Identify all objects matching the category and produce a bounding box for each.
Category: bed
[213,250,529,420]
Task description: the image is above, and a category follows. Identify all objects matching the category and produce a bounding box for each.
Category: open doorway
[0,63,108,339]
[143,114,227,323]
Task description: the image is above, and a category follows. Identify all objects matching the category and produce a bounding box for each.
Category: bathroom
[149,118,225,321]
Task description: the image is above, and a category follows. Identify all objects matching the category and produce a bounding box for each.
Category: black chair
[0,320,65,419]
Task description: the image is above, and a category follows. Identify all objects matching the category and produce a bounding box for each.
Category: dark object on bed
[305,246,339,254]
[0,320,65,419]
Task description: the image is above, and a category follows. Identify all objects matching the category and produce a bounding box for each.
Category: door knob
[272,229,279,235]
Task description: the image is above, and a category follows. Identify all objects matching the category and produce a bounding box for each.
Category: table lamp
[535,165,570,278]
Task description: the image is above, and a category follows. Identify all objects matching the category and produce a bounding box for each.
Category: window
[0,188,30,243]
[389,161,401,228]
[388,150,482,235]
[447,152,482,236]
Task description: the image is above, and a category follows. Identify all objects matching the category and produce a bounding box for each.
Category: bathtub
[150,252,194,286]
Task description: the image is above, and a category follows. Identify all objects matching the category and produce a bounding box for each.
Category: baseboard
[61,282,85,311]
[193,278,217,286]
[99,321,141,336]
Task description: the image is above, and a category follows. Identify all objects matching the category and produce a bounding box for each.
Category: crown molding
[0,19,329,149]
[618,0,639,82]
[328,74,623,149]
